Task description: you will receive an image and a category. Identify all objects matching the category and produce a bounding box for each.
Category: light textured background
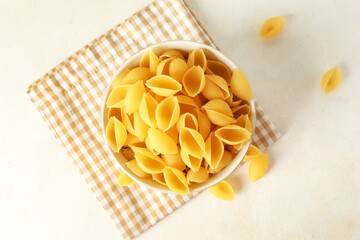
[1,0,359,239]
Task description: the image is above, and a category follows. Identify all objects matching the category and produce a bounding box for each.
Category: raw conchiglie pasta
[110,69,130,91]
[204,132,224,169]
[187,49,207,71]
[180,148,202,172]
[163,166,189,195]
[182,66,205,97]
[132,112,149,141]
[202,99,235,126]
[249,153,268,182]
[165,126,179,144]
[260,16,286,39]
[226,89,242,107]
[321,66,341,94]
[202,75,230,100]
[125,80,145,114]
[147,128,178,154]
[176,113,198,132]
[122,147,135,160]
[122,67,151,84]
[106,85,130,108]
[177,95,200,114]
[121,108,136,136]
[187,167,209,184]
[107,107,122,121]
[156,96,180,131]
[232,105,251,119]
[126,159,151,178]
[169,58,188,83]
[134,148,166,174]
[140,49,159,74]
[206,60,232,84]
[161,148,186,171]
[117,171,135,186]
[236,115,252,133]
[124,134,141,147]
[208,150,233,173]
[231,69,253,101]
[146,75,182,97]
[209,180,235,200]
[139,93,158,128]
[152,173,167,186]
[243,144,262,162]
[179,128,205,159]
[159,50,185,61]
[194,108,211,140]
[106,117,127,152]
[145,136,159,155]
[156,57,173,76]
[215,125,251,145]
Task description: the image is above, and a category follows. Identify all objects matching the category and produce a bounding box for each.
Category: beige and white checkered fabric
[27,0,281,239]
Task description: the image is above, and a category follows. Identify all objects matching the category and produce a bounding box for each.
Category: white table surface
[1,0,359,239]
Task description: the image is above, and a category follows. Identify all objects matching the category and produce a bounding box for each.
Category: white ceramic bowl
[102,40,256,194]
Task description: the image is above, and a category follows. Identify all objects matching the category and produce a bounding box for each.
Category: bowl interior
[102,40,256,194]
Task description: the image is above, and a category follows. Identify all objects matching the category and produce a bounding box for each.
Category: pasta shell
[232,105,251,118]
[230,69,253,101]
[187,49,207,71]
[156,96,180,131]
[182,66,206,97]
[156,57,173,76]
[146,75,182,97]
[202,75,230,100]
[122,147,135,160]
[204,132,224,169]
[147,128,178,154]
[107,107,122,121]
[169,58,188,83]
[236,115,253,133]
[133,112,149,141]
[180,148,202,172]
[206,60,232,84]
[176,113,198,132]
[177,95,200,114]
[259,16,286,39]
[243,144,262,162]
[226,89,242,107]
[117,171,135,186]
[152,173,167,186]
[164,126,179,144]
[106,85,130,108]
[125,80,145,114]
[134,148,166,174]
[105,116,127,152]
[187,167,209,184]
[209,180,235,200]
[249,153,268,182]
[215,125,251,145]
[159,50,185,61]
[163,166,189,195]
[179,128,205,159]
[110,69,130,91]
[321,66,341,94]
[139,93,158,128]
[124,134,141,147]
[208,150,233,173]
[126,159,151,178]
[140,49,159,74]
[122,67,151,84]
[202,99,235,126]
[161,148,186,171]
[121,108,136,136]
[145,136,159,155]
[194,108,211,140]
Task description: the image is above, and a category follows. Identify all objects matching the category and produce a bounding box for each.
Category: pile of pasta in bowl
[104,47,255,197]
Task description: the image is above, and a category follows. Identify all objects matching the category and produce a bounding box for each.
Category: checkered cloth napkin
[27,0,281,239]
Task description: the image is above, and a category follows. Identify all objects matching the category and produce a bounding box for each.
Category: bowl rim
[101,40,256,194]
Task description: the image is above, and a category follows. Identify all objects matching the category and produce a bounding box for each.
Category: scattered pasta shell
[122,67,151,84]
[204,132,224,169]
[126,159,151,178]
[208,150,233,173]
[249,153,268,182]
[156,57,173,76]
[182,66,206,97]
[106,117,127,152]
[169,58,188,83]
[110,69,130,91]
[159,50,185,61]
[202,99,235,126]
[236,115,253,133]
[202,75,230,100]
[163,166,190,195]
[161,147,186,171]
[139,93,158,128]
[321,66,341,94]
[107,107,122,121]
[133,112,149,141]
[156,96,180,131]
[243,144,262,162]
[176,113,198,132]
[187,49,207,71]
[177,95,200,114]
[179,128,205,159]
[134,148,166,174]
[145,136,159,155]
[117,171,135,186]
[187,167,209,184]
[206,60,232,84]
[226,89,242,107]
[180,148,202,172]
[122,147,135,160]
[194,108,211,140]
[147,128,178,154]
[260,16,286,39]
[209,180,235,200]
[231,69,253,101]
[215,125,251,145]
[140,49,159,74]
[232,105,251,119]
[106,85,130,108]
[125,80,145,114]
[152,173,167,186]
[124,134,141,147]
[146,75,182,97]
